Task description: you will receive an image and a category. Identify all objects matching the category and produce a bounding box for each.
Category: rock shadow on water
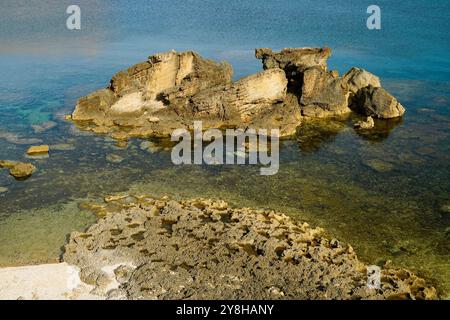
[353,115,403,143]
[294,117,348,153]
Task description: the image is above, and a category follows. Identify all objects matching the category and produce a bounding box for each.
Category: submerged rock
[31,121,57,133]
[363,158,395,173]
[49,143,75,151]
[106,154,125,164]
[0,131,42,145]
[64,196,437,300]
[0,187,8,193]
[440,204,450,215]
[0,160,36,179]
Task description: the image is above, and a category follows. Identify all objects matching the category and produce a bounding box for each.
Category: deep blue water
[0,0,449,296]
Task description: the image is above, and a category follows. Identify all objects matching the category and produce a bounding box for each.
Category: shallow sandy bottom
[0,263,98,300]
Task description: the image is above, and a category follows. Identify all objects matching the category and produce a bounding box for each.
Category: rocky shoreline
[62,195,437,300]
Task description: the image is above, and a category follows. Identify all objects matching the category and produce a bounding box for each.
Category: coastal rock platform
[63,196,436,300]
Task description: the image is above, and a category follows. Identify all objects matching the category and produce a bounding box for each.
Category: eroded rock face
[300,67,351,118]
[255,47,331,74]
[70,48,405,141]
[64,196,437,300]
[353,85,406,119]
[343,67,381,95]
[188,69,288,122]
[72,51,233,136]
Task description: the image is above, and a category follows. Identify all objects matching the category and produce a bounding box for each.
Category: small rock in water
[440,204,450,214]
[106,154,124,163]
[27,145,49,156]
[354,116,375,129]
[0,131,42,145]
[363,159,394,173]
[0,187,8,193]
[0,160,37,179]
[49,143,75,151]
[140,141,150,150]
[445,227,450,236]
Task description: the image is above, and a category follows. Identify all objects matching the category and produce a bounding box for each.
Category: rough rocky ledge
[64,196,436,300]
[71,48,405,141]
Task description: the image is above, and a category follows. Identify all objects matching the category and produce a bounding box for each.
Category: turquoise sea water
[0,1,449,297]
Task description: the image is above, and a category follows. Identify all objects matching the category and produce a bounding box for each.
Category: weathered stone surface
[110,51,233,101]
[64,196,437,300]
[31,121,57,133]
[26,145,49,155]
[72,50,232,122]
[300,67,350,118]
[0,160,36,179]
[353,86,406,119]
[246,93,302,137]
[230,69,287,119]
[343,67,381,95]
[72,88,116,121]
[70,48,405,141]
[188,69,288,122]
[354,116,375,129]
[255,47,331,73]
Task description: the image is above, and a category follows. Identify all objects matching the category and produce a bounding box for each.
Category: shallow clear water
[0,1,449,297]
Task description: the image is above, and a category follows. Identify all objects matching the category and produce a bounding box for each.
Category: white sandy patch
[0,263,98,300]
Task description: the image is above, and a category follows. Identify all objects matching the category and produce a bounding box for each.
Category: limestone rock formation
[299,67,350,118]
[255,47,331,74]
[343,67,381,95]
[71,47,406,141]
[188,69,288,121]
[353,85,406,119]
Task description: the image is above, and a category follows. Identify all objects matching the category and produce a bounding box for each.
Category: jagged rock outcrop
[353,85,406,119]
[299,67,350,118]
[255,47,331,74]
[71,47,406,141]
[72,51,233,131]
[343,68,404,119]
[343,67,381,95]
[354,116,375,129]
[255,48,350,119]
